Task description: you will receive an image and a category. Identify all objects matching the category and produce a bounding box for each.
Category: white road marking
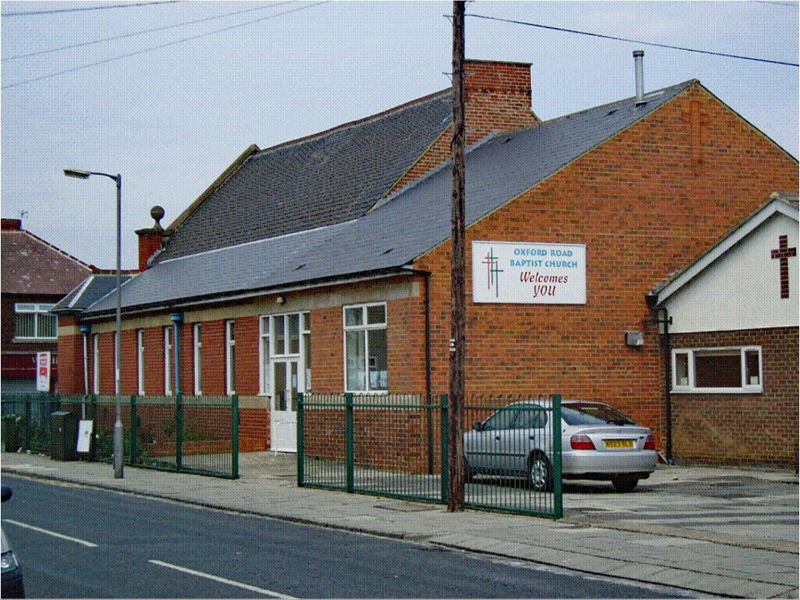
[148,560,296,598]
[3,519,99,548]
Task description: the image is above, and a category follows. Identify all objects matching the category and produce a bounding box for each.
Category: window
[226,320,236,395]
[343,303,387,392]
[259,317,270,396]
[259,313,311,396]
[672,347,762,393]
[164,326,173,396]
[14,303,57,340]
[92,334,100,394]
[137,330,145,396]
[193,323,202,396]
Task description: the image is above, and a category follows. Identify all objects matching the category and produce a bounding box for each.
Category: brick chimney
[2,218,22,231]
[135,206,165,271]
[464,60,539,144]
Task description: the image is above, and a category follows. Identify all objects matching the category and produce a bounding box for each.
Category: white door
[268,312,309,453]
[272,359,300,452]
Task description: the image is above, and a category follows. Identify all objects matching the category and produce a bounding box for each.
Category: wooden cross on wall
[771,235,797,299]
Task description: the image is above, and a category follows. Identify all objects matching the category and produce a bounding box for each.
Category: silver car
[464,400,657,492]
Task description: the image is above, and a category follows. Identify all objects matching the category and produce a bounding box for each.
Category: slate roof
[51,273,134,315]
[157,90,453,262]
[1,227,92,295]
[84,80,695,317]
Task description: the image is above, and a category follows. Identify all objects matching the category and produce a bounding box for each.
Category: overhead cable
[2,1,180,18]
[3,3,293,62]
[3,1,330,90]
[466,13,799,68]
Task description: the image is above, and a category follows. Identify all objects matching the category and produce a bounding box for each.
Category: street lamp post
[64,168,124,479]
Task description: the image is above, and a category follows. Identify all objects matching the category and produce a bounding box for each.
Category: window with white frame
[164,326,173,396]
[14,303,57,340]
[226,320,236,395]
[259,313,311,396]
[92,334,100,394]
[193,323,202,396]
[259,316,270,396]
[343,303,387,392]
[672,347,762,393]
[137,329,145,396]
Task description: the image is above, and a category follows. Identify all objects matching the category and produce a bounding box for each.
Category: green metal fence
[298,393,562,518]
[1,393,239,479]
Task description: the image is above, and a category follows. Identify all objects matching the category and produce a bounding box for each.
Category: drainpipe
[170,312,183,396]
[647,293,674,464]
[80,324,91,419]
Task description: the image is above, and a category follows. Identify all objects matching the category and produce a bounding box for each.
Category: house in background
[649,192,798,466]
[55,57,798,467]
[1,218,93,392]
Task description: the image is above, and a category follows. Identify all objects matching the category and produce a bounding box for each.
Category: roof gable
[157,90,453,262]
[652,197,800,306]
[1,228,92,295]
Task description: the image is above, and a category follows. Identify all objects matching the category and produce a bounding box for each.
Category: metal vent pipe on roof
[634,50,645,104]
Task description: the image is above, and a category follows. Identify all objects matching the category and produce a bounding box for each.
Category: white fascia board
[657,200,799,305]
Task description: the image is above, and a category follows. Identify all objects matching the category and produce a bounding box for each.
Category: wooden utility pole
[448,0,466,512]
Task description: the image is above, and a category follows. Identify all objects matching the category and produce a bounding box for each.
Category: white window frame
[193,323,202,396]
[92,334,100,394]
[259,312,311,396]
[14,303,57,340]
[137,329,145,396]
[164,326,173,396]
[672,346,763,393]
[226,320,236,396]
[259,316,270,396]
[343,302,388,393]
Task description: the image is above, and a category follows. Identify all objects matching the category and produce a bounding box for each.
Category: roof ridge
[256,89,451,157]
[3,228,94,271]
[540,79,697,128]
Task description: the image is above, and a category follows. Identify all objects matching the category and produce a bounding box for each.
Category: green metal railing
[1,393,239,479]
[298,393,562,518]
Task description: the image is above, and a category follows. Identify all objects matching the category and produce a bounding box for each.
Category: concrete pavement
[1,451,797,598]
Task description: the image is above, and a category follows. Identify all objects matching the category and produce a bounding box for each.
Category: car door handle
[495,436,501,441]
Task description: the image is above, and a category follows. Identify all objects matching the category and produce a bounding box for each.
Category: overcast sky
[2,1,797,270]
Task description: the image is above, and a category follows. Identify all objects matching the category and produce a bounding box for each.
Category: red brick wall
[413,82,798,453]
[669,327,798,467]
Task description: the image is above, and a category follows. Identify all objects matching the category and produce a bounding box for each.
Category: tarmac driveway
[561,465,798,552]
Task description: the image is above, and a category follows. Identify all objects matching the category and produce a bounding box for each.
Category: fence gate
[298,393,562,518]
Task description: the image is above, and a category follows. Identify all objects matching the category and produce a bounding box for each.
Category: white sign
[36,351,51,392]
[472,241,586,304]
[77,420,94,453]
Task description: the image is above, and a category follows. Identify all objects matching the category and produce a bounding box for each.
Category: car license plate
[604,439,634,449]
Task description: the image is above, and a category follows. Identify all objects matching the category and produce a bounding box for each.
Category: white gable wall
[664,213,799,334]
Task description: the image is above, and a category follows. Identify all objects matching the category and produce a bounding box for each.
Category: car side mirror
[473,422,484,432]
[1,486,12,503]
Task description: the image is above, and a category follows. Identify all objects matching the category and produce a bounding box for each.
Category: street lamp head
[64,169,92,179]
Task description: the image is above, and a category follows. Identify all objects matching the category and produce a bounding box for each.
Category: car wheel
[528,452,553,492]
[611,475,639,493]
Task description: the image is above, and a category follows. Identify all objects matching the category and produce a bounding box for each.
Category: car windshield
[562,402,636,426]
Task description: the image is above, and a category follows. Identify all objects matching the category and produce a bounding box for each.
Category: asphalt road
[1,475,695,598]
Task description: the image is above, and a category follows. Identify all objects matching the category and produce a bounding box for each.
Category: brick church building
[55,59,798,466]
